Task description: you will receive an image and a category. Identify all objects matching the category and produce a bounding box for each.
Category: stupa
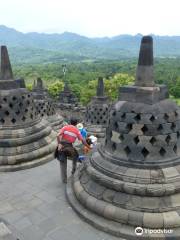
[57,82,85,122]
[0,46,57,171]
[66,36,180,238]
[32,78,64,132]
[84,77,110,138]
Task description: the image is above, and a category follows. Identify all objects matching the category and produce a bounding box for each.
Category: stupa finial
[0,46,13,80]
[135,36,154,87]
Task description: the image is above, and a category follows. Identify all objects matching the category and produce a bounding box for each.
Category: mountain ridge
[1,25,180,64]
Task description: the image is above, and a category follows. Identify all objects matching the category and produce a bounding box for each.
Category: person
[76,123,87,139]
[57,117,90,183]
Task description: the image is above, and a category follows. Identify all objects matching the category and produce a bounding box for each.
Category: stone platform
[0,161,122,240]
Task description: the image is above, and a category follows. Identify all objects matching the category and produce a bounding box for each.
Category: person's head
[77,123,83,130]
[70,117,78,126]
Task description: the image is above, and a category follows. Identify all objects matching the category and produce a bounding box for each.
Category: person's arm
[82,138,91,149]
[77,129,91,149]
[57,127,65,149]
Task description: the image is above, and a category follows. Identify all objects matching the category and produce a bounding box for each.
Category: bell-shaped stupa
[32,77,64,132]
[66,36,180,238]
[85,77,110,138]
[0,46,57,171]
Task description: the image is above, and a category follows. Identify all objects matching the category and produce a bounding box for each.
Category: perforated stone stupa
[85,77,110,138]
[0,46,57,171]
[66,36,180,239]
[32,78,64,132]
[59,82,78,105]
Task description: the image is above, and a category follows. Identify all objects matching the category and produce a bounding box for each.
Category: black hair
[70,117,78,126]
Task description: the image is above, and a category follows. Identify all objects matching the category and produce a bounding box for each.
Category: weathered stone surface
[85,77,110,138]
[66,36,180,238]
[0,46,57,171]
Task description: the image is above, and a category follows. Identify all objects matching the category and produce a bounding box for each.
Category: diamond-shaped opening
[134,136,140,144]
[150,137,156,145]
[175,111,178,117]
[114,122,118,130]
[27,100,30,105]
[141,125,148,134]
[119,134,124,141]
[159,147,166,156]
[121,113,126,120]
[9,103,13,108]
[12,96,17,101]
[141,147,149,158]
[177,132,180,139]
[0,119,5,124]
[157,124,163,131]
[173,144,177,154]
[25,109,28,112]
[11,118,16,124]
[28,94,31,98]
[150,115,155,122]
[100,116,103,119]
[164,113,169,120]
[22,95,25,99]
[22,116,26,122]
[126,123,133,131]
[0,105,2,109]
[30,114,34,119]
[112,143,117,151]
[19,102,23,107]
[112,111,116,116]
[171,123,176,131]
[165,135,171,144]
[15,110,20,115]
[134,114,141,121]
[103,120,106,124]
[5,111,9,116]
[97,121,100,124]
[124,146,131,156]
[3,97,7,102]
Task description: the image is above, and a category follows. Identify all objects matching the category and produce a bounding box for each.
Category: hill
[1,25,180,64]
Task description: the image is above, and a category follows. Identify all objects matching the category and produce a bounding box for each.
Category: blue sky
[0,0,180,37]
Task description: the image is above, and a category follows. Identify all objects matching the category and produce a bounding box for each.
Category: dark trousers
[57,142,79,183]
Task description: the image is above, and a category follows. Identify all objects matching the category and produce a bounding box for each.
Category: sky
[0,0,180,37]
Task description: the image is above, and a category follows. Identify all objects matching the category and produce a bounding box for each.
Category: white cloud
[0,0,180,36]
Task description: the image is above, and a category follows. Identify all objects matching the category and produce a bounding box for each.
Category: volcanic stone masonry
[84,77,110,138]
[32,77,64,132]
[0,46,57,171]
[66,36,180,239]
[57,82,86,122]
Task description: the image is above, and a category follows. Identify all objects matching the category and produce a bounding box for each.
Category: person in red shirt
[57,117,90,183]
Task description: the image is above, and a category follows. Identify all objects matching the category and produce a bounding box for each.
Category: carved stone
[0,46,57,171]
[66,36,180,238]
[32,78,64,132]
[85,77,110,138]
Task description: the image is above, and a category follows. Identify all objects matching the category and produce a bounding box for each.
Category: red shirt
[58,125,83,143]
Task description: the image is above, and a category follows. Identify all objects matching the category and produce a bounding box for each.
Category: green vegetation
[12,57,180,105]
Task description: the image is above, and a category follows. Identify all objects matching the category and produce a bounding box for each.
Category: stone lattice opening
[141,147,149,158]
[171,123,176,131]
[150,137,156,145]
[11,118,16,124]
[141,125,148,134]
[157,124,163,131]
[150,115,155,122]
[0,119,5,124]
[134,114,141,121]
[119,134,124,141]
[173,144,177,154]
[164,113,169,120]
[165,135,171,144]
[124,146,131,156]
[112,143,117,151]
[134,136,140,144]
[159,147,166,156]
